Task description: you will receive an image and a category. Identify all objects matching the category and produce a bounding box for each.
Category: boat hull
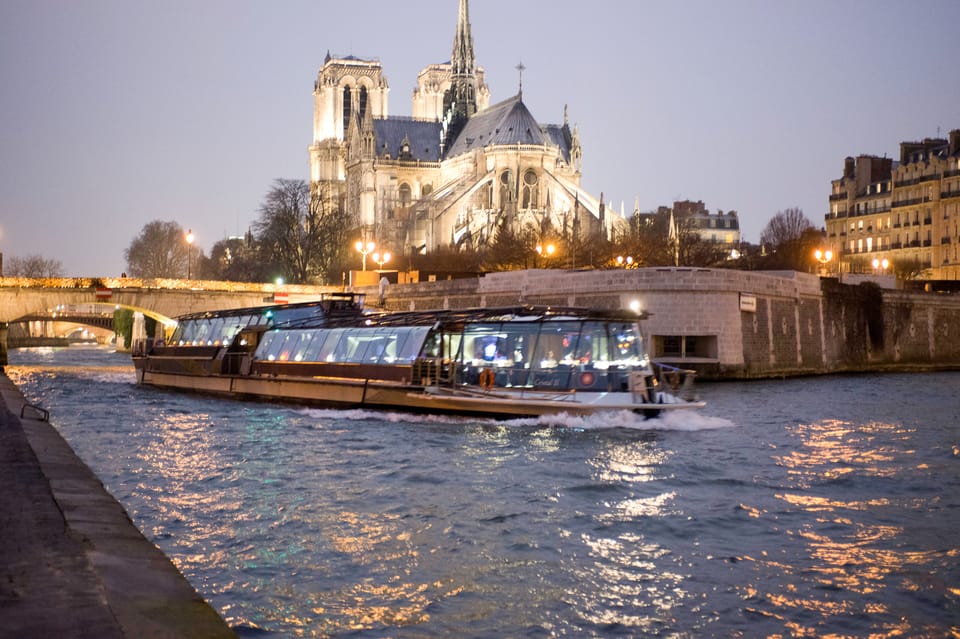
[136,366,704,419]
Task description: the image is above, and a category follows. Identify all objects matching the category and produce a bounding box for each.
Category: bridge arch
[0,277,334,365]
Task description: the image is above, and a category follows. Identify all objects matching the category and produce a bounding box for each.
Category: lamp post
[355,240,375,271]
[616,255,634,268]
[814,248,833,278]
[872,258,889,274]
[372,251,391,271]
[185,228,195,279]
[535,242,556,268]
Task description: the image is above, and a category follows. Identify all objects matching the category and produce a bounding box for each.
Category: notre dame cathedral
[309,0,622,260]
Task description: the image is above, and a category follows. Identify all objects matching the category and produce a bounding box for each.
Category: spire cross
[516,61,525,95]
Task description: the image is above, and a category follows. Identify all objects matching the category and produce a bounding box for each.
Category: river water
[6,345,960,638]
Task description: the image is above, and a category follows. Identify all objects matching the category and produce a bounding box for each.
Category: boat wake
[296,407,735,432]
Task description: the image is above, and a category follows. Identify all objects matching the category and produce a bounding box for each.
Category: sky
[1,0,958,277]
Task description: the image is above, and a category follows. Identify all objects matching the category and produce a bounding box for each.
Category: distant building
[634,200,741,246]
[309,0,623,260]
[825,129,960,280]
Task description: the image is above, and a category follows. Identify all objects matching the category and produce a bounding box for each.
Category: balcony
[892,196,931,208]
[941,237,952,244]
[829,192,847,202]
[923,239,932,247]
[894,174,941,188]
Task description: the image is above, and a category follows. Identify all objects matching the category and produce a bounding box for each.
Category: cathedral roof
[373,117,443,161]
[445,94,569,160]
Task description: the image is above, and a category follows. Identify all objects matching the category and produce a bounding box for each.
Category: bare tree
[253,179,349,284]
[124,220,201,278]
[4,254,65,277]
[759,208,818,270]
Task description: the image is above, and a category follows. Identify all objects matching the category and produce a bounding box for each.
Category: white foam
[296,406,734,432]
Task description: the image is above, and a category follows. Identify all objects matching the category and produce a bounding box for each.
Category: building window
[342,86,352,136]
[499,170,514,204]
[521,170,539,209]
[399,183,412,207]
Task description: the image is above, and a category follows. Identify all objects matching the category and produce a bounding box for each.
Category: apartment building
[825,129,960,280]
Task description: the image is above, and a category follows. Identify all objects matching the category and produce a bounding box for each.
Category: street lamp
[355,240,375,271]
[372,251,391,271]
[814,248,833,276]
[872,258,889,273]
[185,229,195,279]
[535,243,556,267]
[616,255,634,268]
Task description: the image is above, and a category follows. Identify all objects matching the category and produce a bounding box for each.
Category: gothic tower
[441,0,478,153]
[309,53,388,183]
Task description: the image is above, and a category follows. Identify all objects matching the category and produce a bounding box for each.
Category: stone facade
[308,0,623,261]
[825,129,960,280]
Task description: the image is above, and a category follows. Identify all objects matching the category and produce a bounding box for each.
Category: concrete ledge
[0,373,235,638]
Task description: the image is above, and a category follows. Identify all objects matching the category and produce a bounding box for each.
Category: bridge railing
[0,277,333,295]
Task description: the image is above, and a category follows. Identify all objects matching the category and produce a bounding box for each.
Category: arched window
[359,86,368,120]
[399,183,412,207]
[422,184,433,197]
[499,170,513,205]
[521,170,539,209]
[342,86,352,136]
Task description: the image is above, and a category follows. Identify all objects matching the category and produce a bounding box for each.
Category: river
[6,345,960,638]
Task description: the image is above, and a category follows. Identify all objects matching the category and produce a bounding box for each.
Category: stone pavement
[0,373,236,638]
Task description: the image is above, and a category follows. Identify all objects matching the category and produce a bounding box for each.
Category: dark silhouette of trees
[253,179,349,284]
[124,220,201,278]
[759,208,820,271]
[4,254,65,277]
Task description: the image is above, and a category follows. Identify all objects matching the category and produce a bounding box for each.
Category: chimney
[844,156,855,179]
[950,129,960,156]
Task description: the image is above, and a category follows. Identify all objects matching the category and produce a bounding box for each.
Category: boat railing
[654,362,699,401]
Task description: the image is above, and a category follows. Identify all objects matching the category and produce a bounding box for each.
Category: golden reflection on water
[741,417,958,637]
[568,441,687,632]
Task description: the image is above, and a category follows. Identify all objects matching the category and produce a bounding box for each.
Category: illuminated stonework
[308,0,623,260]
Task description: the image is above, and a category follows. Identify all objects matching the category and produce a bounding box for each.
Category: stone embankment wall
[364,268,960,380]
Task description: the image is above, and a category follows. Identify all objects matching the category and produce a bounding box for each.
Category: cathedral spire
[451,0,475,79]
[442,0,479,155]
[449,0,477,119]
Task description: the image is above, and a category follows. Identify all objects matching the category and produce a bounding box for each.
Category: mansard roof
[373,117,443,161]
[445,94,569,159]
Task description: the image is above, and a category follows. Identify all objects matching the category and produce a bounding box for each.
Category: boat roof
[359,305,649,328]
[174,295,648,331]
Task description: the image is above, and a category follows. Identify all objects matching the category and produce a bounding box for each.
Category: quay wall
[364,268,960,379]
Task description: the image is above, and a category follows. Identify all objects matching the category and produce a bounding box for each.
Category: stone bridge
[0,277,336,365]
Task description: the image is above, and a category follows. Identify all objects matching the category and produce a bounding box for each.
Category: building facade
[308,0,622,261]
[825,129,960,280]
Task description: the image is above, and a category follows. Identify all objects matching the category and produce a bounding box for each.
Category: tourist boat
[132,294,704,418]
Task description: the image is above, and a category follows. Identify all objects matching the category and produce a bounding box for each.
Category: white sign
[739,293,757,313]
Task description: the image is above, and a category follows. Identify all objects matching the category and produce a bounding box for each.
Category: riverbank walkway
[0,373,235,638]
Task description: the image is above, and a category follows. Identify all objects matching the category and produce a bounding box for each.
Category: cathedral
[308,0,622,261]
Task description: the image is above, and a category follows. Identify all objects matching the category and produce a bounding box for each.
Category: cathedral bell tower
[441,0,478,154]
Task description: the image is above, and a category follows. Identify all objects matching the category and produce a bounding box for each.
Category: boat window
[302,330,331,361]
[462,323,508,366]
[254,330,278,359]
[317,328,347,362]
[531,320,579,369]
[291,330,317,362]
[575,321,610,366]
[609,322,645,366]
[396,326,431,363]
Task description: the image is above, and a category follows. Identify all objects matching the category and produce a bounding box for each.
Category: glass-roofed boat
[132,293,704,418]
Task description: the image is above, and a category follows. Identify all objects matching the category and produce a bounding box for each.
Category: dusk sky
[2,0,958,277]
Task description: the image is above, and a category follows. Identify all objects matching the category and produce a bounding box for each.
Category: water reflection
[737,417,959,637]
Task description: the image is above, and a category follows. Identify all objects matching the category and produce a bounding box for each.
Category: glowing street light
[185,228,195,279]
[616,255,634,268]
[872,257,889,273]
[814,248,832,271]
[372,251,391,271]
[355,240,375,271]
